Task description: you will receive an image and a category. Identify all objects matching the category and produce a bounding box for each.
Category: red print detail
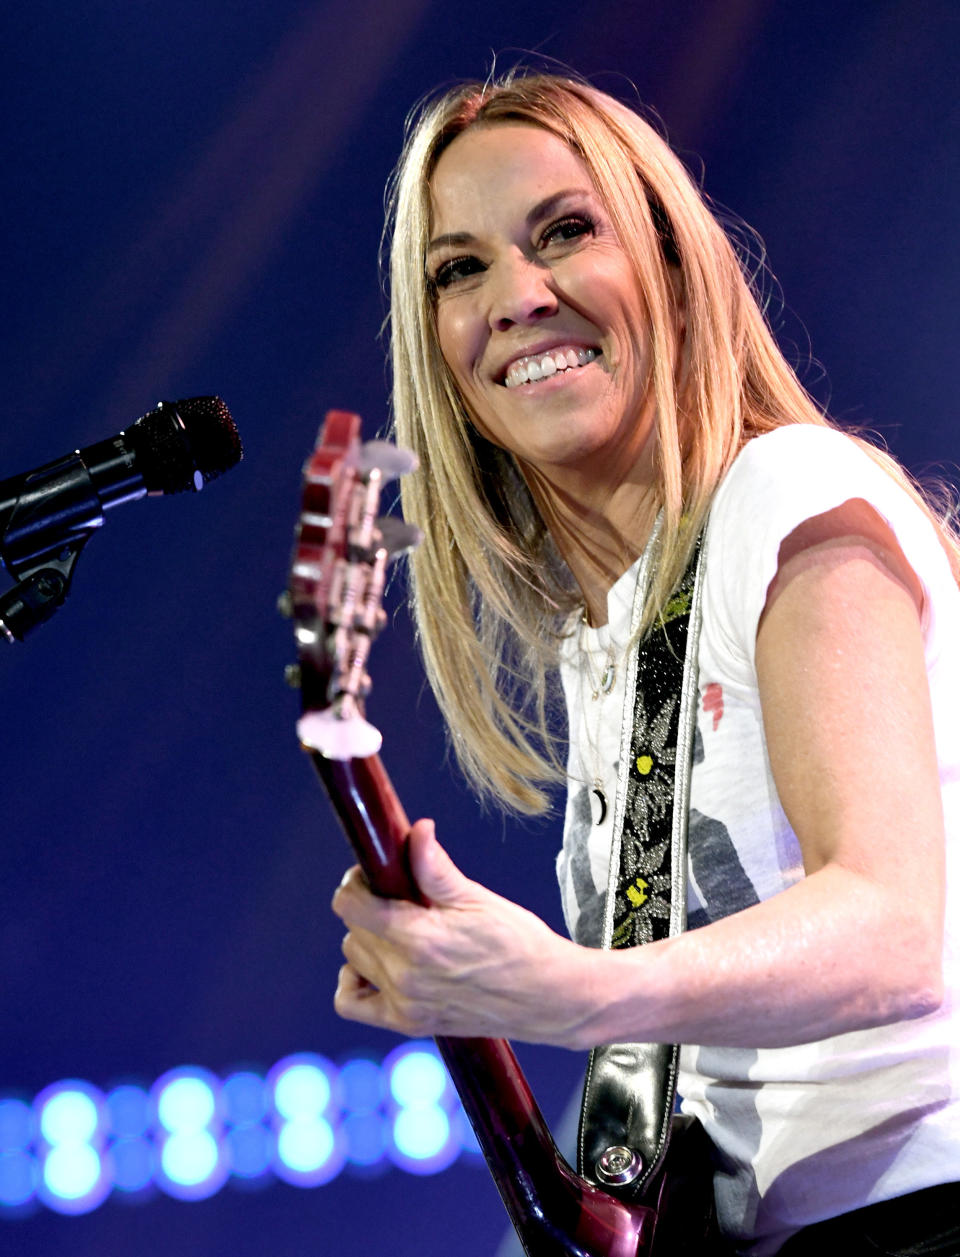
[703,683,724,731]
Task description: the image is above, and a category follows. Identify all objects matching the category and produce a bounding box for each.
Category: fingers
[330,821,476,1037]
[334,964,387,1027]
[331,864,398,934]
[332,818,469,934]
[407,819,471,906]
[339,925,388,990]
[334,961,433,1035]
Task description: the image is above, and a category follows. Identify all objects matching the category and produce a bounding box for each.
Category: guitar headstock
[286,410,420,761]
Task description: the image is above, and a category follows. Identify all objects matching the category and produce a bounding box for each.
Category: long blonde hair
[385,69,958,814]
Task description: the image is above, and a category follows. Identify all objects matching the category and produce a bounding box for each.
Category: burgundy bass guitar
[285,410,666,1256]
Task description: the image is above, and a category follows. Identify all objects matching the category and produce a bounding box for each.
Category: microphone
[0,396,243,640]
[0,395,243,572]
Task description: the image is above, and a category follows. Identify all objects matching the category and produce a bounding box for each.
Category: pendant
[599,661,616,694]
[591,658,617,701]
[590,786,608,827]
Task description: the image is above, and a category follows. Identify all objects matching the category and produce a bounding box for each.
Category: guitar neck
[311,750,655,1257]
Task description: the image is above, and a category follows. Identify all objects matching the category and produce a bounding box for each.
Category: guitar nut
[595,1144,643,1186]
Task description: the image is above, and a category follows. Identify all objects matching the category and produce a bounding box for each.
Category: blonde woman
[332,71,960,1255]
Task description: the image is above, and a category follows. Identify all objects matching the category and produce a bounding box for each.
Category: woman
[331,70,960,1255]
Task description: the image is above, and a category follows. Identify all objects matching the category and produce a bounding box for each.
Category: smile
[503,347,599,389]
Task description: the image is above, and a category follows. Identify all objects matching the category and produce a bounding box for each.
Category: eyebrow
[426,187,595,254]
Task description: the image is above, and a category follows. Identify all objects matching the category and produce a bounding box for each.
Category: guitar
[285,410,712,1256]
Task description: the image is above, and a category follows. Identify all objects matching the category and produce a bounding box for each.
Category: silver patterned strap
[578,536,705,1200]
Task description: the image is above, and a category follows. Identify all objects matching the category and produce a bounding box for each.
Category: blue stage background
[1,1,957,1253]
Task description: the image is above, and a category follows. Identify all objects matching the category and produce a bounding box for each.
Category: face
[427,123,657,492]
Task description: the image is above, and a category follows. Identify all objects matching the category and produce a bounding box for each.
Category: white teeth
[504,347,597,389]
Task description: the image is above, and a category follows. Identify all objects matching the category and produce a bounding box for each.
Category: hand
[331,819,593,1045]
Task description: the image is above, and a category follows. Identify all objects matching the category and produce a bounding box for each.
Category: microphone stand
[0,536,90,642]
[0,450,106,643]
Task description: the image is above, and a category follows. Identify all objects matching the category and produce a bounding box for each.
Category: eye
[538,214,595,250]
[430,254,486,291]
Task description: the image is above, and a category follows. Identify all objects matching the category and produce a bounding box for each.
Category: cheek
[435,305,476,389]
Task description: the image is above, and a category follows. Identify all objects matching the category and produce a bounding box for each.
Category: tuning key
[377,516,422,557]
[284,663,302,689]
[277,590,293,618]
[356,440,418,480]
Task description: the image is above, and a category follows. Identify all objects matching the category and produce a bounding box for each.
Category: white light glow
[161,1130,220,1187]
[272,1057,333,1120]
[43,1143,101,1200]
[388,1049,447,1108]
[39,1090,99,1146]
[156,1075,217,1133]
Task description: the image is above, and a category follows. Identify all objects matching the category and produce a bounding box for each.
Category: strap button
[596,1144,643,1186]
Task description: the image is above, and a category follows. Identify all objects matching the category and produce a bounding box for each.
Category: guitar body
[287,411,722,1257]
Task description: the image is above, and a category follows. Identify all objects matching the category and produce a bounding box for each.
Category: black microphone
[0,396,242,640]
[0,395,243,572]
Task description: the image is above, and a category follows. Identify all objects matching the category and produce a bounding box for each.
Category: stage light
[0,1150,36,1208]
[34,1082,110,1215]
[226,1123,273,1180]
[340,1058,386,1168]
[222,1071,267,1126]
[343,1111,386,1167]
[106,1085,151,1139]
[0,1099,33,1151]
[384,1043,459,1175]
[339,1057,382,1112]
[222,1071,272,1180]
[387,1044,449,1109]
[1,1046,484,1216]
[0,1100,37,1208]
[106,1137,154,1194]
[268,1054,344,1187]
[155,1072,218,1133]
[153,1068,227,1201]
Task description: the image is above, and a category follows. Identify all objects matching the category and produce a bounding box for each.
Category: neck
[520,459,658,629]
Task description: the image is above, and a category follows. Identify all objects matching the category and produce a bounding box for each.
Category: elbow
[878,930,944,1024]
[862,884,946,1025]
[898,967,944,1021]
[857,963,943,1032]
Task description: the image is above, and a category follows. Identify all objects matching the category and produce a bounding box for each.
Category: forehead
[428,123,595,234]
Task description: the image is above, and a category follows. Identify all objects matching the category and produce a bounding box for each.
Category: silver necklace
[578,617,619,826]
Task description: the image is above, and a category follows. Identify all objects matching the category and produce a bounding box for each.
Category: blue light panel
[0,1042,479,1217]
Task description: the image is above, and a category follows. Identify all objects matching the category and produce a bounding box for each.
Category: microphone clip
[0,535,90,642]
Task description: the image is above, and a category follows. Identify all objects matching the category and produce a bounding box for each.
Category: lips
[499,345,601,389]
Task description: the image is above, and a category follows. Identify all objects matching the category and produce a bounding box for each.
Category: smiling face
[427,123,659,494]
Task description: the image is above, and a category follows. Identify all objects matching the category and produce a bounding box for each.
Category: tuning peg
[357,441,419,480]
[377,516,422,557]
[284,663,302,689]
[297,707,383,759]
[277,590,293,618]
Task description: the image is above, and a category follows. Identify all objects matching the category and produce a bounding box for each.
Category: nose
[488,252,558,331]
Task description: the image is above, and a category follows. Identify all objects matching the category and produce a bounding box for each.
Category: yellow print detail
[626,877,649,908]
[661,588,692,624]
[636,755,654,775]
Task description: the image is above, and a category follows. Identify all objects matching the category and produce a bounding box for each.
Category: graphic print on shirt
[702,681,724,730]
[557,782,610,947]
[687,726,761,929]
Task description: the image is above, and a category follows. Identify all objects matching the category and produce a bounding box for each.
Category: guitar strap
[577,532,705,1200]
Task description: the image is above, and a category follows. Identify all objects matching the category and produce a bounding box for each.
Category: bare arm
[332,511,946,1050]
